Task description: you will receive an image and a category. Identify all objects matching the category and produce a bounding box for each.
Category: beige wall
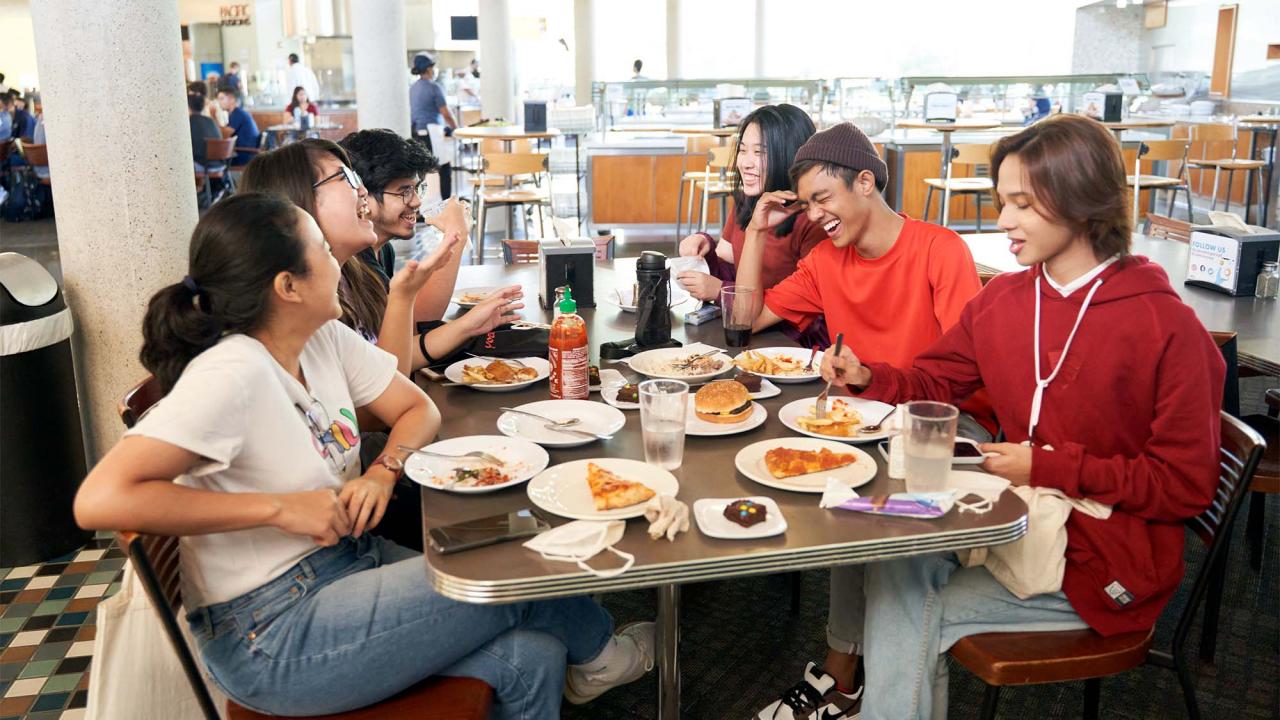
[0,2,38,90]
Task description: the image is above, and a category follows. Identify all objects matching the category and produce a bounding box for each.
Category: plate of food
[497,400,626,448]
[526,458,679,520]
[693,496,787,539]
[605,282,691,313]
[778,396,894,443]
[734,438,878,493]
[601,381,642,410]
[733,347,823,383]
[685,380,767,437]
[404,435,549,494]
[444,357,549,392]
[624,346,733,383]
[451,286,500,308]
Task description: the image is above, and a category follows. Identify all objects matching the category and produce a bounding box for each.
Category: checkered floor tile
[0,533,125,720]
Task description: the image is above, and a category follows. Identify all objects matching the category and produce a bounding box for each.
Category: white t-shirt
[127,320,397,609]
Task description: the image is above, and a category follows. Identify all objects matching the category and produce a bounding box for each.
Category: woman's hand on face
[457,285,525,337]
[747,190,800,233]
[272,489,352,546]
[979,443,1032,486]
[676,271,722,302]
[820,345,871,388]
[338,475,395,537]
[678,233,710,258]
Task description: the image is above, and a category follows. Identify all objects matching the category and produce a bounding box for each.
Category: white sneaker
[564,622,656,705]
[757,662,862,720]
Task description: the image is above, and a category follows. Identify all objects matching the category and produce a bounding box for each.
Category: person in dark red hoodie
[819,114,1225,720]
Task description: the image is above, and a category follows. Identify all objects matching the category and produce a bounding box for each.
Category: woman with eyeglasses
[241,139,522,377]
[74,193,655,718]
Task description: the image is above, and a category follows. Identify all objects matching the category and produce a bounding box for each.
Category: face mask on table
[523,520,635,578]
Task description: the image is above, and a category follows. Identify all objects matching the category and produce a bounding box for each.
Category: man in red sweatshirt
[820,114,1225,719]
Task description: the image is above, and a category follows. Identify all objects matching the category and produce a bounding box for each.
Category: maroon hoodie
[858,256,1225,636]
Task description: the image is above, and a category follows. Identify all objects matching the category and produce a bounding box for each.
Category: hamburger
[694,380,753,424]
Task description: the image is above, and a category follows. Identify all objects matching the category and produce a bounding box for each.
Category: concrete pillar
[573,0,595,106]
[754,0,766,77]
[30,1,196,460]
[479,0,515,121]
[351,0,410,136]
[665,0,681,79]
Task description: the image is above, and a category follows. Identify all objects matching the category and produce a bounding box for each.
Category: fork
[465,353,530,369]
[814,332,845,420]
[397,445,506,467]
[673,348,723,369]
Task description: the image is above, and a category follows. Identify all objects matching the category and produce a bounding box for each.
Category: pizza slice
[764,447,859,479]
[586,462,656,510]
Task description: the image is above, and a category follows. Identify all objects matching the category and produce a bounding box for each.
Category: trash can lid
[0,253,58,307]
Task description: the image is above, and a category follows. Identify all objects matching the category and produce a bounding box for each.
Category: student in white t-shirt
[74,194,654,717]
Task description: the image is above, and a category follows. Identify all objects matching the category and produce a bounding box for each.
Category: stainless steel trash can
[0,252,91,566]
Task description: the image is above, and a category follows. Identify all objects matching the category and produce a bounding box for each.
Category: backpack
[1,167,50,222]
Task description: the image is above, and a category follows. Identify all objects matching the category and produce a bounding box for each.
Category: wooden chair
[923,143,993,230]
[1242,388,1279,571]
[949,411,1265,720]
[1187,124,1267,222]
[674,132,718,240]
[204,137,238,196]
[21,143,52,186]
[690,145,737,234]
[116,377,494,720]
[475,152,550,263]
[501,239,541,265]
[1146,213,1193,244]
[1128,139,1193,227]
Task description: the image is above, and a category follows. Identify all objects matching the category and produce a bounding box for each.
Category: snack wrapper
[819,479,955,518]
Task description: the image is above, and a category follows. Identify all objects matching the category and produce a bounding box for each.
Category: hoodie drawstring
[1030,275,1103,442]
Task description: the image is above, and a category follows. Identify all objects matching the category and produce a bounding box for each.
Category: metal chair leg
[1224,170,1235,214]
[1247,490,1266,571]
[976,192,983,233]
[699,178,711,231]
[942,187,952,227]
[1185,185,1196,223]
[1083,678,1101,720]
[676,178,687,242]
[1199,532,1229,664]
[1167,187,1177,217]
[1177,650,1203,720]
[476,199,487,263]
[924,186,934,224]
[1211,167,1222,211]
[978,684,1001,720]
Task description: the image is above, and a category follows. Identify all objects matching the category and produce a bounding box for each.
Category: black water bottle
[635,250,671,347]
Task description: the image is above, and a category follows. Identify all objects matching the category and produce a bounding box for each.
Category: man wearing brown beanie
[746,123,991,720]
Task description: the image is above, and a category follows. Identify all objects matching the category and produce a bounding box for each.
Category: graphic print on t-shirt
[307,406,360,464]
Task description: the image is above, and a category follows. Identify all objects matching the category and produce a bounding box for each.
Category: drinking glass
[903,401,959,494]
[639,379,689,471]
[720,285,760,353]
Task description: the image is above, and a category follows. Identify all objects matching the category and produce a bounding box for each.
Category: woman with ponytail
[240,139,522,376]
[75,193,654,718]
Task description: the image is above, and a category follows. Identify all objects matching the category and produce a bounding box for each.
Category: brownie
[734,371,762,392]
[724,499,767,527]
[588,365,601,386]
[617,383,640,403]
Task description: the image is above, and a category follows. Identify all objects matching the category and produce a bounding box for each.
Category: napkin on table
[644,494,690,541]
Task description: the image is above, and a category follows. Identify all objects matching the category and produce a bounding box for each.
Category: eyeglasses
[313,165,362,192]
[379,181,430,206]
[295,398,351,476]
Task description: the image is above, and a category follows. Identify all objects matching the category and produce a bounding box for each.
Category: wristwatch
[374,454,405,480]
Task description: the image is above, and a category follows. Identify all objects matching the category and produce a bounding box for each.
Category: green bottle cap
[559,286,577,314]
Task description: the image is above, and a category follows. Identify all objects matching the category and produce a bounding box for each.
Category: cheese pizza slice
[764,447,859,479]
[586,462,656,510]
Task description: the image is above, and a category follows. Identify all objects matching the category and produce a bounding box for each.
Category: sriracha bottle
[549,288,589,400]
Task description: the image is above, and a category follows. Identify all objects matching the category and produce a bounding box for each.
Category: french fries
[734,350,809,376]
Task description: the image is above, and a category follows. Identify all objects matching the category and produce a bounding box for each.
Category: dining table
[415,258,1029,719]
[962,232,1280,376]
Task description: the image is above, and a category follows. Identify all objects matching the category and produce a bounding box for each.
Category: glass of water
[903,401,959,494]
[639,379,689,471]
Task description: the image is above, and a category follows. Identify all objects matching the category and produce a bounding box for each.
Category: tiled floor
[0,534,125,720]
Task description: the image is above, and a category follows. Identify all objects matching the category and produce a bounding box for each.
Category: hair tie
[182,275,201,295]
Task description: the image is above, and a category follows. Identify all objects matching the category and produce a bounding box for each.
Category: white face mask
[523,520,635,578]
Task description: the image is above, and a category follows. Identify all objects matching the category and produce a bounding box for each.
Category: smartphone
[876,439,989,465]
[428,508,552,555]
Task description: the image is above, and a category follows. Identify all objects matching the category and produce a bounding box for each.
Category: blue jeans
[189,535,613,719]
[861,553,1088,720]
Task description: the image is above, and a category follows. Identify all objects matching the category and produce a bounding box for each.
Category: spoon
[858,406,897,435]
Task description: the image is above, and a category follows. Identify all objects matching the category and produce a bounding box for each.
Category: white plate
[747,378,782,400]
[735,438,878,494]
[452,286,500,308]
[604,283,691,312]
[685,396,767,436]
[777,396,896,443]
[693,496,788,539]
[404,436,549,494]
[527,458,680,520]
[625,347,733,383]
[497,400,626,448]
[443,356,550,392]
[732,347,824,383]
[590,367,626,394]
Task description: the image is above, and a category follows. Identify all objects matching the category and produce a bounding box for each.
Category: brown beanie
[791,122,888,190]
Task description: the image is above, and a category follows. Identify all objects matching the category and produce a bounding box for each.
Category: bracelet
[696,232,715,253]
[417,332,438,366]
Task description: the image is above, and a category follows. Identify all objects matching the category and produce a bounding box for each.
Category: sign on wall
[220,4,251,27]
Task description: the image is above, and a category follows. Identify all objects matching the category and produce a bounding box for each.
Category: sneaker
[564,622,656,705]
[757,662,863,720]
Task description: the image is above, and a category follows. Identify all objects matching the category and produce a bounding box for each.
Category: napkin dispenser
[538,238,595,309]
[1082,91,1123,122]
[1185,226,1280,297]
[523,101,547,133]
[923,92,958,122]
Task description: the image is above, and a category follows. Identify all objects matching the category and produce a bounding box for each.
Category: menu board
[1187,231,1240,293]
